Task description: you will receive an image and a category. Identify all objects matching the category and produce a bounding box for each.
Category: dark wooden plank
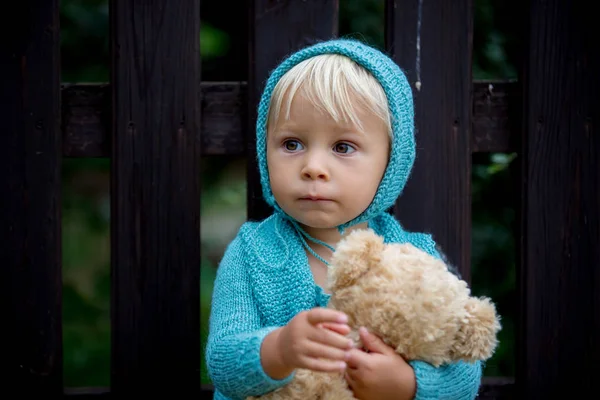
[109,0,201,395]
[472,80,520,153]
[64,387,110,399]
[478,377,515,399]
[62,82,246,158]
[0,0,63,395]
[62,386,214,398]
[386,0,473,281]
[62,84,111,157]
[199,82,246,156]
[60,81,516,158]
[518,0,600,397]
[247,0,339,221]
[64,379,515,399]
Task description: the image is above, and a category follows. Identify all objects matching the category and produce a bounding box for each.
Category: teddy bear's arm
[205,234,295,399]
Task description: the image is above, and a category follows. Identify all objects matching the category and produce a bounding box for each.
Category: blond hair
[266,53,391,136]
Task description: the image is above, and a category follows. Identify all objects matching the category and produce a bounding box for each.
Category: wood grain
[109,0,201,395]
[0,0,63,394]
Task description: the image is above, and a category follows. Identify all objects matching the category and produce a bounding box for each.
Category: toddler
[205,39,483,400]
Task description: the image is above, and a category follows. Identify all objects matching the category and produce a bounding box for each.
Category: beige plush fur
[248,229,501,400]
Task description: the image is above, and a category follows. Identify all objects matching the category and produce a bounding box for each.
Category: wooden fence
[1,0,597,398]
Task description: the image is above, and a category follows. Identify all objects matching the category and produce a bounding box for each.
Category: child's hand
[277,308,354,372]
[344,327,416,400]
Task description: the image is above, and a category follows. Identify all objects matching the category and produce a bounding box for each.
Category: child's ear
[451,297,502,362]
[328,229,384,291]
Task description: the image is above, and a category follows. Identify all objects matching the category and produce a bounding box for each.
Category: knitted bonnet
[255,38,415,232]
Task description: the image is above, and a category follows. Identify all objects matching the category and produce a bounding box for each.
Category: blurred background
[59,0,518,387]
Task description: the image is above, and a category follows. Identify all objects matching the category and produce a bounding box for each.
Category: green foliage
[62,159,111,386]
[473,0,519,79]
[60,0,230,82]
[201,257,217,384]
[471,153,518,376]
[339,0,385,49]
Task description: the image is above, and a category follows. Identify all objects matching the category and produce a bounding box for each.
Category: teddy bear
[247,228,501,400]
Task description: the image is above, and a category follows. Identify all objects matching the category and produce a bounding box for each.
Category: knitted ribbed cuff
[209,326,296,398]
[241,326,296,394]
[409,360,482,400]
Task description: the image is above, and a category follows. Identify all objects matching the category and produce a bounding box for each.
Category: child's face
[266,90,389,231]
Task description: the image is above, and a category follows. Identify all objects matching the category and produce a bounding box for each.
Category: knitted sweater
[205,212,483,400]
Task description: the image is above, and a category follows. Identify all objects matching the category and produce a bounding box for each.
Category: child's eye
[283,140,303,152]
[334,143,356,154]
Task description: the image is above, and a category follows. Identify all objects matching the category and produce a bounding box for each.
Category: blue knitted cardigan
[205,39,483,400]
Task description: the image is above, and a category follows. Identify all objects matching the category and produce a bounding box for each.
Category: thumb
[359,327,392,354]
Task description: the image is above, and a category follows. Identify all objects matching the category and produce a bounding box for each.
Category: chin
[298,216,347,231]
[279,204,355,231]
[284,213,334,230]
[303,222,339,230]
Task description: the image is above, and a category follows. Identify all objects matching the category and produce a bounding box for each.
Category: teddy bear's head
[327,229,501,367]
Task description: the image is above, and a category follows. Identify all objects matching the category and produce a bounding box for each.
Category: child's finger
[310,324,354,350]
[306,307,348,325]
[304,341,350,362]
[344,370,357,391]
[345,348,370,369]
[300,355,347,373]
[358,326,392,355]
[318,322,352,335]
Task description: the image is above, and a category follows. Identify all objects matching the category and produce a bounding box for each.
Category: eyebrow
[271,124,370,141]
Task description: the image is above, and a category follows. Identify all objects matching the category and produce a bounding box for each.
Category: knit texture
[255,39,416,231]
[205,213,482,400]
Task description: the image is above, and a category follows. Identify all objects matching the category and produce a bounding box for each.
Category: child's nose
[301,152,329,181]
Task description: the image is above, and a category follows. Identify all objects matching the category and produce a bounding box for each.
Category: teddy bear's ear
[451,297,502,362]
[328,229,385,291]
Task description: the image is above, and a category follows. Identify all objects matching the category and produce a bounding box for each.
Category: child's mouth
[299,195,332,202]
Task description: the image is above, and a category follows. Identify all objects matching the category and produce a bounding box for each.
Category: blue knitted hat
[256,38,415,232]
